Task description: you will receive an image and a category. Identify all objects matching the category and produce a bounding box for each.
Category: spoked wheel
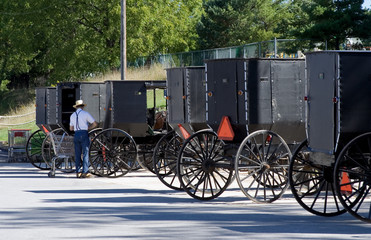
[26,129,49,170]
[89,128,137,178]
[88,128,102,176]
[334,132,371,223]
[89,128,102,140]
[177,130,233,200]
[153,131,183,190]
[136,144,156,174]
[131,158,142,171]
[235,130,291,203]
[288,139,346,217]
[41,128,75,172]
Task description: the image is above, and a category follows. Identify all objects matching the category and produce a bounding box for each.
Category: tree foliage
[1,0,371,89]
[288,0,371,49]
[196,0,291,49]
[127,0,202,60]
[0,0,202,87]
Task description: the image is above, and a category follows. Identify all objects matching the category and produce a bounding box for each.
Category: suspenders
[75,110,81,130]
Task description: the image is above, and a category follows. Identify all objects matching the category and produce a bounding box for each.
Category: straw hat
[73,100,87,108]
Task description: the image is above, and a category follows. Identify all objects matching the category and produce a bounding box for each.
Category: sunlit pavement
[1,163,371,240]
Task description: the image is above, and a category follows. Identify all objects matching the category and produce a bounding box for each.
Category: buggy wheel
[136,144,156,174]
[177,130,233,200]
[26,129,49,170]
[91,128,139,172]
[88,128,102,176]
[235,130,291,203]
[288,139,346,217]
[153,131,183,190]
[131,158,142,171]
[334,132,371,223]
[42,128,75,172]
[89,128,137,178]
[89,128,102,140]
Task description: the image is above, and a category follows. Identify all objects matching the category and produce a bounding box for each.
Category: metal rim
[153,131,183,190]
[26,129,49,170]
[235,130,291,203]
[334,132,371,223]
[288,139,346,217]
[177,130,233,200]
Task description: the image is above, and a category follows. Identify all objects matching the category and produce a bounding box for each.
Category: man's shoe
[81,173,92,178]
[76,172,82,178]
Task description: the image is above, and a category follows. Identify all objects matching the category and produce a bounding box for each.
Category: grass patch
[147,88,166,110]
[0,89,35,115]
[0,102,38,142]
[0,122,39,144]
[89,63,166,82]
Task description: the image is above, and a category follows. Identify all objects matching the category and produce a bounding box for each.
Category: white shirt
[69,109,95,131]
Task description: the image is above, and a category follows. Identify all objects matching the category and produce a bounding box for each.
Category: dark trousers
[74,130,90,173]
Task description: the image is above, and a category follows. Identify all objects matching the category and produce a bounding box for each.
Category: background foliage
[0,0,371,91]
[0,0,202,87]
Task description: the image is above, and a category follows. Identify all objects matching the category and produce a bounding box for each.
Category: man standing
[70,100,97,178]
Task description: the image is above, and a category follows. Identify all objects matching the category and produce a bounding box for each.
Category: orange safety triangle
[41,125,50,134]
[177,124,191,139]
[217,116,235,141]
[340,171,352,195]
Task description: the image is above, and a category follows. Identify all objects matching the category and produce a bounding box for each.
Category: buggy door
[206,60,238,127]
[46,88,57,125]
[167,68,185,124]
[81,83,102,123]
[306,53,336,154]
[35,88,47,125]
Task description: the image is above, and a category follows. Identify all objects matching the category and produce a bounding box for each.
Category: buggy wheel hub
[262,163,270,170]
[202,159,215,173]
[323,167,333,183]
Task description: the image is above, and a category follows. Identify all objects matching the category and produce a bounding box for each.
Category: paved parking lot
[1,162,371,240]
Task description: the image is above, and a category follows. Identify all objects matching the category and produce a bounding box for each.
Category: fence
[128,39,316,68]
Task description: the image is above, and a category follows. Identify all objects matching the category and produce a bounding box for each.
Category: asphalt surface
[1,162,371,240]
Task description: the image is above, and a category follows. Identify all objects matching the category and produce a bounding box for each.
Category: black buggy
[288,51,371,223]
[88,80,167,178]
[26,87,59,170]
[153,66,207,190]
[39,82,106,176]
[161,58,307,202]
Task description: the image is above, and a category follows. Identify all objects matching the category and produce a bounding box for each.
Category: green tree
[0,0,202,87]
[196,0,290,49]
[292,0,371,49]
[127,0,202,61]
[0,0,122,86]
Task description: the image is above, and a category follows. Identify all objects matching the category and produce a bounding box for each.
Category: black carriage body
[35,87,59,132]
[166,67,208,135]
[104,80,151,138]
[205,58,305,143]
[56,82,106,133]
[306,51,371,157]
